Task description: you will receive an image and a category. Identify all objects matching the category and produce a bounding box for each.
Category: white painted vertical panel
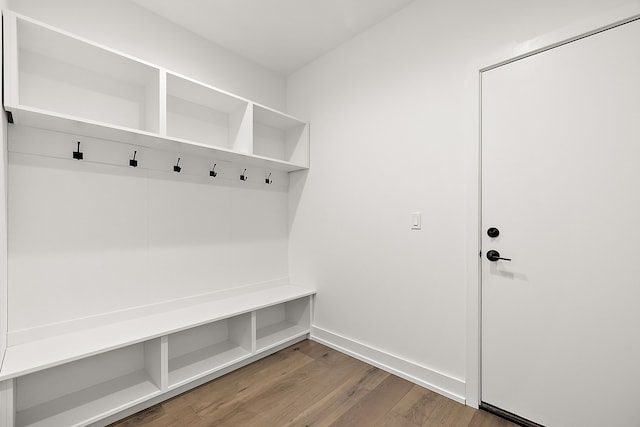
[3,11,19,109]
[250,311,257,353]
[159,336,168,391]
[0,8,11,368]
[145,69,160,134]
[7,152,148,333]
[158,69,167,136]
[0,380,15,427]
[286,124,309,167]
[147,175,234,300]
[230,103,252,154]
[144,338,163,390]
[286,297,310,329]
[229,313,252,351]
[230,186,288,285]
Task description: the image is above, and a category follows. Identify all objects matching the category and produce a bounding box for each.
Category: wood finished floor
[111,340,516,427]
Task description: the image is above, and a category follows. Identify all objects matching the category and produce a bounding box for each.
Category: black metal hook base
[73,141,83,160]
[129,150,138,167]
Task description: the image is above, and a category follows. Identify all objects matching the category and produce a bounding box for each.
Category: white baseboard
[311,326,466,404]
[8,278,291,346]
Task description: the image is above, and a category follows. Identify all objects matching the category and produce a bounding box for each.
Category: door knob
[487,250,511,262]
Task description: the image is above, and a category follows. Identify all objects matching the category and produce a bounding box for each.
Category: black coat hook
[129,150,138,168]
[240,169,248,181]
[265,172,272,184]
[73,141,83,160]
[210,163,217,177]
[174,158,181,173]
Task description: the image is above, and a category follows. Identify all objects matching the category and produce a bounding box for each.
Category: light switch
[411,212,421,230]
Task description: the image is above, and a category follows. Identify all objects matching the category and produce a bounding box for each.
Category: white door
[481,18,640,427]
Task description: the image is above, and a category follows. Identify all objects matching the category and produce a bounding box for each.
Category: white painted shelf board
[17,15,158,85]
[254,104,306,130]
[168,341,251,389]
[256,321,308,351]
[167,73,247,113]
[16,370,160,427]
[0,285,314,381]
[7,106,308,172]
[167,70,307,125]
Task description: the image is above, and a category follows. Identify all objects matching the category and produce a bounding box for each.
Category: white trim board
[464,3,640,408]
[311,326,465,404]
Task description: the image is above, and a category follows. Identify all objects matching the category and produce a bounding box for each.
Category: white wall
[7,126,290,342]
[7,0,286,110]
[287,0,640,403]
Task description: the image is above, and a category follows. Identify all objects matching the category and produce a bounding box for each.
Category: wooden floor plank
[219,347,369,426]
[387,385,477,426]
[189,346,315,420]
[375,411,421,427]
[328,374,414,426]
[111,340,515,427]
[285,365,389,426]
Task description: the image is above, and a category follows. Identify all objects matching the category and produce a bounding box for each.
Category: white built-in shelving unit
[0,285,314,427]
[3,11,310,172]
[0,10,315,427]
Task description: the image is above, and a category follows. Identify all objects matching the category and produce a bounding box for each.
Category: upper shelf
[2,11,310,171]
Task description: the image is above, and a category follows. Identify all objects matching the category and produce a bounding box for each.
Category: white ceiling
[131,0,414,75]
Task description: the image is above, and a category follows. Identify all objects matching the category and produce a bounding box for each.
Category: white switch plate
[411,212,421,230]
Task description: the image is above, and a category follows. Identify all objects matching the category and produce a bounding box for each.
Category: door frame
[466,6,640,407]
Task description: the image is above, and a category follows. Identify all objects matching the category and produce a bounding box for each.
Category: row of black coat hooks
[73,141,274,184]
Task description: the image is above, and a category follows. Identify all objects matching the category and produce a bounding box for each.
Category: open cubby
[253,104,309,166]
[15,18,160,133]
[166,74,251,152]
[14,340,162,427]
[256,297,311,351]
[168,314,253,389]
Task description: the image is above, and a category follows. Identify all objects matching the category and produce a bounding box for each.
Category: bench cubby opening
[167,314,253,389]
[256,297,311,352]
[15,339,162,427]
